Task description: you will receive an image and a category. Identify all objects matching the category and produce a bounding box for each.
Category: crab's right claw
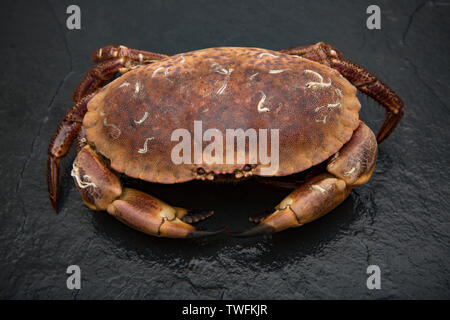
[232,122,378,238]
[106,188,224,238]
[230,174,351,237]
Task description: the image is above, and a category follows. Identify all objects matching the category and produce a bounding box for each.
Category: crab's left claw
[106,189,224,238]
[72,145,225,239]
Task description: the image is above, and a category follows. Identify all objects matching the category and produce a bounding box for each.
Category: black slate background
[0,0,449,299]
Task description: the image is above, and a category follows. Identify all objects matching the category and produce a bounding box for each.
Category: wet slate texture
[0,0,449,299]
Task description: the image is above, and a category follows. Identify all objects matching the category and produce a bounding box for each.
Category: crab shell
[83,47,361,183]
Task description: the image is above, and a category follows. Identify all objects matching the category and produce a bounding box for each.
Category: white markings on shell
[152,66,172,81]
[138,137,155,154]
[257,91,270,113]
[213,65,233,95]
[249,72,259,80]
[152,66,165,78]
[134,112,149,125]
[119,81,130,88]
[315,115,327,124]
[211,62,233,75]
[101,113,121,139]
[166,68,173,82]
[304,69,331,88]
[257,52,278,58]
[179,55,185,63]
[344,167,356,176]
[345,163,360,176]
[315,102,341,112]
[164,68,170,77]
[135,81,141,94]
[308,69,341,123]
[311,184,327,194]
[216,82,227,95]
[268,68,290,74]
[214,67,233,76]
[71,164,97,189]
[327,102,341,110]
[138,53,143,63]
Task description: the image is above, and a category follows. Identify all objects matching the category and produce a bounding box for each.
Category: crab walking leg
[72,145,221,238]
[73,46,168,103]
[91,45,168,64]
[280,42,404,143]
[232,121,377,237]
[72,58,126,103]
[47,93,95,211]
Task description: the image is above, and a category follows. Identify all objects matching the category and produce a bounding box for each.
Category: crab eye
[243,164,252,171]
[196,167,205,175]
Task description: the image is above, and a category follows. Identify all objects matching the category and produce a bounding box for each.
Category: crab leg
[91,45,168,64]
[280,42,404,143]
[72,145,222,238]
[72,58,126,103]
[232,121,377,237]
[49,46,168,210]
[73,46,168,103]
[47,93,95,211]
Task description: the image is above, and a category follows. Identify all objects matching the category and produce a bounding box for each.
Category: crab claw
[228,224,275,237]
[180,209,214,224]
[106,188,224,238]
[187,226,228,238]
[230,173,351,237]
[229,207,297,237]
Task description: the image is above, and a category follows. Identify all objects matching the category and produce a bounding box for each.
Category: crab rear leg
[233,121,377,237]
[280,42,404,143]
[47,93,96,211]
[72,145,221,238]
[73,46,168,103]
[49,46,168,210]
[91,45,168,64]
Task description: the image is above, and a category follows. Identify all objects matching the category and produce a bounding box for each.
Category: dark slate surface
[0,0,449,299]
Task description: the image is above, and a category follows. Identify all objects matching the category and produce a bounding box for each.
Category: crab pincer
[106,189,224,238]
[72,145,223,238]
[231,122,377,237]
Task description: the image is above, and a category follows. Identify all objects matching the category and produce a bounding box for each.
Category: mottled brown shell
[83,47,360,183]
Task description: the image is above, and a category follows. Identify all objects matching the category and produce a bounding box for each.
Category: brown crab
[47,43,404,238]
